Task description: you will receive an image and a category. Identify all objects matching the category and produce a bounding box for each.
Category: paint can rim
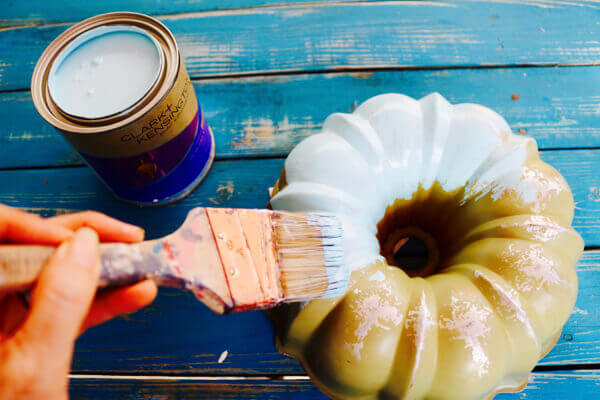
[31,11,180,135]
[47,24,166,120]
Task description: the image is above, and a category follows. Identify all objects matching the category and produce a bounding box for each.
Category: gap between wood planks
[2,62,600,95]
[68,374,310,381]
[67,362,600,381]
[181,62,600,83]
[0,146,597,172]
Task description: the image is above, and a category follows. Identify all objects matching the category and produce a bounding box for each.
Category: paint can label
[60,63,214,205]
[31,13,215,206]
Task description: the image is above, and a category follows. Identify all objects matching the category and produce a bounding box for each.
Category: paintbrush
[0,207,347,314]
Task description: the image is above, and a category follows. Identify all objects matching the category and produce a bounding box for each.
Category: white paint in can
[48,25,162,119]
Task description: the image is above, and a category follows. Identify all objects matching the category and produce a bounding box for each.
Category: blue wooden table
[1,1,600,398]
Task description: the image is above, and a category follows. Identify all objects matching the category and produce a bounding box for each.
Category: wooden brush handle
[0,241,171,292]
[0,245,55,291]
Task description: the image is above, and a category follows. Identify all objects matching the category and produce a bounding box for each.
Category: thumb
[18,227,100,353]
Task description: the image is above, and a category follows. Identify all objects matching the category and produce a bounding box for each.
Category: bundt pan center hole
[379,226,439,277]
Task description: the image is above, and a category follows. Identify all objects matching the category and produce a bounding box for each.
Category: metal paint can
[31,12,214,206]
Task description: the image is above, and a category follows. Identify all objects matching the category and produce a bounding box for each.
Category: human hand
[0,206,158,400]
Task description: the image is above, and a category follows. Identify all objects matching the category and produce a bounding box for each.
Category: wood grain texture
[2,1,600,91]
[2,66,600,169]
[67,370,600,399]
[0,0,371,27]
[542,250,600,366]
[69,251,600,374]
[0,155,595,373]
[0,153,597,244]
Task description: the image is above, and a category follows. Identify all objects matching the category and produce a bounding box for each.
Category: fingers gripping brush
[0,208,348,313]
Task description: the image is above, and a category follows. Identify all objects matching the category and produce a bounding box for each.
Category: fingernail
[124,224,145,240]
[67,227,99,268]
[53,240,70,260]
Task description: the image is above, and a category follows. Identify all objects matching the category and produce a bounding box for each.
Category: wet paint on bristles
[271,211,347,301]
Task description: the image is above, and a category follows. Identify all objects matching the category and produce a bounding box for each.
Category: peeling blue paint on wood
[1,66,600,169]
[0,153,597,244]
[2,1,600,90]
[0,0,373,27]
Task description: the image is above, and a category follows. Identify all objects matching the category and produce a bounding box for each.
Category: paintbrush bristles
[175,207,348,313]
[271,211,347,302]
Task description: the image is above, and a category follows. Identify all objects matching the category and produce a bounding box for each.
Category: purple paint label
[81,109,214,204]
[45,59,214,206]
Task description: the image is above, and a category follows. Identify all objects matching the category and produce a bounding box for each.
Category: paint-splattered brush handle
[0,241,171,289]
[0,239,231,313]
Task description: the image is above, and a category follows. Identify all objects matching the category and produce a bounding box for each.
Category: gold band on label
[60,62,198,158]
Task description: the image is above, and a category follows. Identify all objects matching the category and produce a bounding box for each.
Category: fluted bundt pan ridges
[269,93,583,400]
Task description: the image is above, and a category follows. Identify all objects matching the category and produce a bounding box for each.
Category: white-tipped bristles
[271,211,348,302]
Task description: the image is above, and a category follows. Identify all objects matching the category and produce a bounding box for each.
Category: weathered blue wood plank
[541,250,600,366]
[68,251,600,374]
[67,370,600,399]
[542,150,600,245]
[0,152,596,373]
[2,1,600,91]
[0,0,370,27]
[2,66,599,169]
[0,152,596,245]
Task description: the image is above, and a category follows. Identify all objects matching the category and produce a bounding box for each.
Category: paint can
[31,12,214,206]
